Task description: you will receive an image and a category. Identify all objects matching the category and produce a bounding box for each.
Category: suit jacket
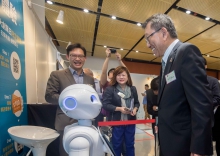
[45,68,95,131]
[207,76,220,108]
[158,41,213,156]
[207,76,220,140]
[102,85,140,121]
[147,89,158,118]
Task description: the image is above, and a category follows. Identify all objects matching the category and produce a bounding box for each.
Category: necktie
[161,60,166,84]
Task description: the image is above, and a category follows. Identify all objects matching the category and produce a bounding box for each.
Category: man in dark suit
[147,77,159,135]
[142,14,213,156]
[203,57,220,155]
[45,43,95,156]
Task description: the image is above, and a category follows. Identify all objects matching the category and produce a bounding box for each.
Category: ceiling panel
[168,10,214,42]
[207,61,220,70]
[45,0,220,71]
[101,0,175,22]
[59,0,99,12]
[208,49,220,57]
[96,33,137,50]
[126,52,156,61]
[178,0,220,21]
[187,25,220,54]
[98,16,143,40]
[93,46,128,58]
[152,57,162,63]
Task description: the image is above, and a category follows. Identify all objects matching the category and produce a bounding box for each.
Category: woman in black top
[102,66,140,156]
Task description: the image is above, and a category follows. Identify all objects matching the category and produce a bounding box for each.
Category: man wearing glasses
[142,14,213,156]
[45,43,95,156]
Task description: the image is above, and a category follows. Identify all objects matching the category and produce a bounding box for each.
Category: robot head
[59,84,102,120]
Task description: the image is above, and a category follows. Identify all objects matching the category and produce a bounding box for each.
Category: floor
[134,124,217,156]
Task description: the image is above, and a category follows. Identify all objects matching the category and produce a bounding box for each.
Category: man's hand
[141,93,146,96]
[153,106,158,111]
[155,126,158,133]
[105,48,111,58]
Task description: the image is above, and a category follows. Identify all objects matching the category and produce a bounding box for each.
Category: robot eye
[90,95,98,103]
[63,97,77,110]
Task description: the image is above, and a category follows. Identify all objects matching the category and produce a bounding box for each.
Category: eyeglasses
[69,54,85,59]
[145,28,162,43]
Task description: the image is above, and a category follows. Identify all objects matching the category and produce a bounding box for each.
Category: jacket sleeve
[131,86,140,109]
[102,86,117,112]
[45,71,60,104]
[147,91,158,116]
[211,78,220,108]
[181,44,213,155]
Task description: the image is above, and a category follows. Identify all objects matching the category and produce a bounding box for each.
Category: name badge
[165,70,176,84]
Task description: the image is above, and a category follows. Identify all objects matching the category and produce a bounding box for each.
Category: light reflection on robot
[59,84,115,156]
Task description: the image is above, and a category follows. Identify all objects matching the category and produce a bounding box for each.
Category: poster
[0,0,27,155]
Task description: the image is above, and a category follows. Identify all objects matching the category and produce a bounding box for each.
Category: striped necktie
[161,60,166,84]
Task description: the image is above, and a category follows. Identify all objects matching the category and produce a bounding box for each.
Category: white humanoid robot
[59,84,115,156]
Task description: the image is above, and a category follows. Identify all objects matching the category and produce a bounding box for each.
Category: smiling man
[142,14,213,156]
[45,43,95,156]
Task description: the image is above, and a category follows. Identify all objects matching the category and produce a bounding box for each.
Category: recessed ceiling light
[207,54,210,57]
[186,10,191,14]
[112,16,116,19]
[84,9,89,13]
[137,23,141,26]
[205,17,210,20]
[47,0,53,4]
[120,48,123,50]
[136,50,138,53]
[104,45,107,48]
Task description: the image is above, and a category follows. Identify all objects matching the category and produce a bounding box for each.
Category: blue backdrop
[0,0,27,155]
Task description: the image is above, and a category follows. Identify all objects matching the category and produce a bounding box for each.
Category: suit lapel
[65,68,76,84]
[158,41,182,104]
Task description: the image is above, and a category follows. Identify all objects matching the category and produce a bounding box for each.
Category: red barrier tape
[98,119,155,126]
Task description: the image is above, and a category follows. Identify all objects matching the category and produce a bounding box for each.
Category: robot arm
[68,137,90,156]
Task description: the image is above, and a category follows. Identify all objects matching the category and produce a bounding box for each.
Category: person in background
[102,66,140,156]
[147,77,159,135]
[203,57,220,155]
[100,48,126,91]
[100,49,127,156]
[45,43,94,156]
[141,84,150,119]
[142,14,213,156]
[83,68,103,128]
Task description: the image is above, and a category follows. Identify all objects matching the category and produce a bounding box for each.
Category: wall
[23,0,57,104]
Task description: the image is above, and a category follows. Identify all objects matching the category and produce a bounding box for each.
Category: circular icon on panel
[11,90,23,117]
[10,51,21,80]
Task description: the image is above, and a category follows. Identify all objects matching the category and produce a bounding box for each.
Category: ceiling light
[112,16,116,19]
[104,45,107,48]
[120,48,123,50]
[137,23,141,26]
[153,54,155,56]
[207,54,210,57]
[205,17,210,20]
[136,51,138,53]
[47,1,53,4]
[84,9,89,13]
[186,10,191,14]
[56,10,64,24]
